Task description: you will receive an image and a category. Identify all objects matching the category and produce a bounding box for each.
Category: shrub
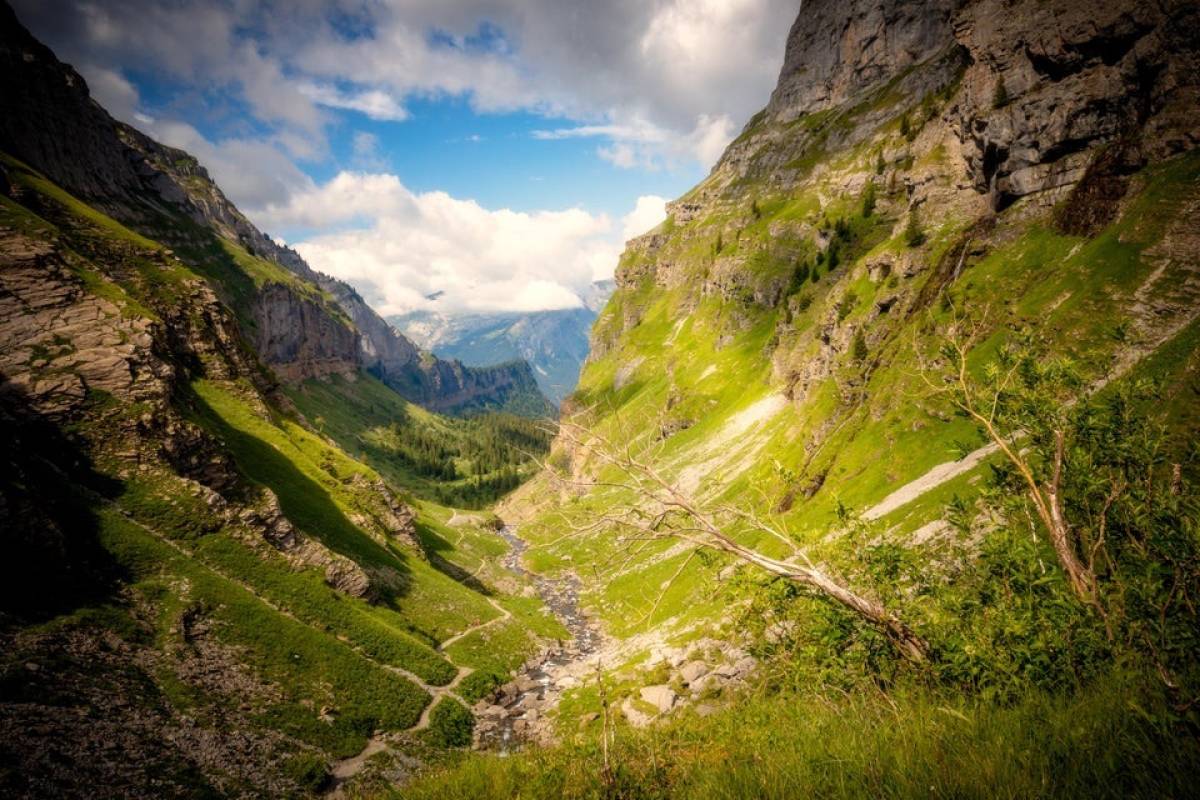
[790,260,810,290]
[425,698,475,748]
[826,242,840,271]
[834,216,850,240]
[852,330,868,361]
[861,181,877,218]
[836,292,857,322]
[283,753,330,793]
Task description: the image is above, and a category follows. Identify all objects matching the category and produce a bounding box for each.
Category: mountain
[409,0,1200,794]
[4,0,1200,796]
[0,4,560,796]
[392,280,615,404]
[0,2,548,418]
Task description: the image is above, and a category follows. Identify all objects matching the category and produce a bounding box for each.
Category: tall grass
[395,671,1198,799]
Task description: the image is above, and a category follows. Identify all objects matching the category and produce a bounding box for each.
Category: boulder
[620,698,654,728]
[679,660,709,685]
[640,685,677,714]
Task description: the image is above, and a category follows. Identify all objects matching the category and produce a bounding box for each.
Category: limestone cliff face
[607,0,1199,314]
[319,273,552,415]
[249,283,360,382]
[766,0,961,124]
[950,0,1200,208]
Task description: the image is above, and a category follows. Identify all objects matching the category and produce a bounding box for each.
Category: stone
[679,660,709,685]
[732,657,758,678]
[514,675,540,693]
[620,698,654,728]
[640,685,677,714]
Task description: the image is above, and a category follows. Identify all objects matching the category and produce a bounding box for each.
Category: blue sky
[13,0,797,314]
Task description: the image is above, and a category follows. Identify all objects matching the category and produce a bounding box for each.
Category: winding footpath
[107,500,600,788]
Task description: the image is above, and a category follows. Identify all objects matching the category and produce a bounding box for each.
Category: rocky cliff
[318,275,551,415]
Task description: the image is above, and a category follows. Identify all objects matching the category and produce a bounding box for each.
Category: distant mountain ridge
[393,280,614,404]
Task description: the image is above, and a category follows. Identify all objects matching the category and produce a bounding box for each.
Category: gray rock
[620,698,654,728]
[640,685,678,713]
[680,660,709,685]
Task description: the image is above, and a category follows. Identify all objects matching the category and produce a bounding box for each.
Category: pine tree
[993,76,1009,108]
[904,206,926,248]
[861,181,877,218]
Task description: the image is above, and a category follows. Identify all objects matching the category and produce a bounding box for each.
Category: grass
[395,670,1199,799]
[505,142,1200,676]
[189,378,534,645]
[96,507,429,757]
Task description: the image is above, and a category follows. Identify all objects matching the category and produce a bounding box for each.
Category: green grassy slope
[0,149,562,794]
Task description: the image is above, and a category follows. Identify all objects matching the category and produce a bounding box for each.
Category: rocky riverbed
[473,525,604,751]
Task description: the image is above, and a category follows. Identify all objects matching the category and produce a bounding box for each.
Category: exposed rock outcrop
[236,489,375,600]
[0,230,170,419]
[250,283,360,382]
[766,0,961,123]
[951,0,1200,209]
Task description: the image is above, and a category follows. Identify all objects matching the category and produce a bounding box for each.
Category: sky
[14,0,797,315]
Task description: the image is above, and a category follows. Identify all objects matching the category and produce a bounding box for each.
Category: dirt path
[108,504,482,721]
[438,597,512,652]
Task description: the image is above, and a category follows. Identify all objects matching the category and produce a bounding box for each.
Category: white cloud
[621,195,669,242]
[258,171,648,314]
[299,83,409,121]
[15,0,796,174]
[535,112,736,170]
[150,121,316,212]
[81,64,141,123]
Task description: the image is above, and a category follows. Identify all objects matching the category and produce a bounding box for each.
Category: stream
[474,525,603,752]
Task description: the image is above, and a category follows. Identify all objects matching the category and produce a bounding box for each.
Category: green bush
[860,181,877,218]
[425,698,475,748]
[852,330,868,361]
[283,753,330,794]
[457,670,504,704]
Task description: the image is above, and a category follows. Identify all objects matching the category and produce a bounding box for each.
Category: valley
[3,0,1200,797]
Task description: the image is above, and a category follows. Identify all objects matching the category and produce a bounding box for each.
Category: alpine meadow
[1,0,1199,798]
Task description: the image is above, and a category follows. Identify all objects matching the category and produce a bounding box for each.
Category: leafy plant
[425,698,475,748]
